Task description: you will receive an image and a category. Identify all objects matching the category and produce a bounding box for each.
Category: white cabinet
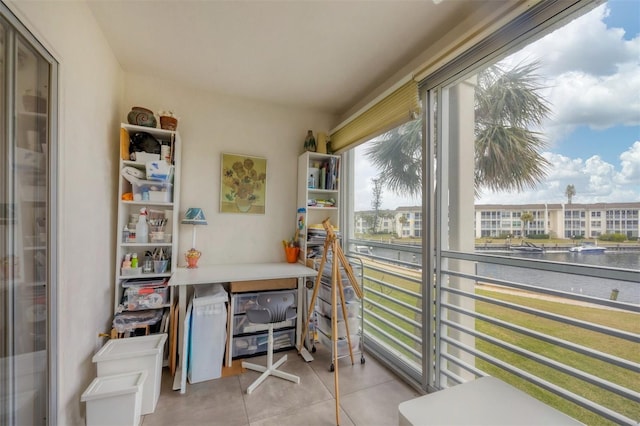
[296,152,341,262]
[113,124,181,337]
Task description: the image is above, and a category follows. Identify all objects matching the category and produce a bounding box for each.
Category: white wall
[123,74,335,265]
[7,3,335,424]
[6,1,123,424]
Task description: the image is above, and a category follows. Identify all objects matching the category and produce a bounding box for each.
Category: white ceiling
[88,1,483,116]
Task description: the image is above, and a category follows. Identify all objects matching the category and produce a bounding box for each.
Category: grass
[360,264,640,425]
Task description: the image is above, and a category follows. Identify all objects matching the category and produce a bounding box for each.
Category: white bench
[398,376,583,425]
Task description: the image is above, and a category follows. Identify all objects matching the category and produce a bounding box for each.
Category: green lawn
[361,265,640,425]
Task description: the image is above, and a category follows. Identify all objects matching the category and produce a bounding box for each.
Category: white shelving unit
[113,123,181,338]
[296,151,341,262]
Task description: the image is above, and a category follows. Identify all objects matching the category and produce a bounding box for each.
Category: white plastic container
[188,283,228,383]
[92,333,167,415]
[81,370,146,426]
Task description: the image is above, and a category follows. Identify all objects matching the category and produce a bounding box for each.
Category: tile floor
[142,345,420,426]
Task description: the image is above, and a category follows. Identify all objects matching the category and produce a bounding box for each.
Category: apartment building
[475,202,640,239]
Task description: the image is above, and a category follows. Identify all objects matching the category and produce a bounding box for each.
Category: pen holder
[154,260,169,274]
[284,246,299,263]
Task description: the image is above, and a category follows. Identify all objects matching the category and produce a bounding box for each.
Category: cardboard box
[229,278,296,293]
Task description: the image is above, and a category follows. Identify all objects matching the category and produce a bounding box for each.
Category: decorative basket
[160,116,178,131]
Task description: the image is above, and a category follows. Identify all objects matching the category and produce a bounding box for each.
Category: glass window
[1,8,57,425]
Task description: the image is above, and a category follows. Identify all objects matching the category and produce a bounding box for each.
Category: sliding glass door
[0,5,57,425]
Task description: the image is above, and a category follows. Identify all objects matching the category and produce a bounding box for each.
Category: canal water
[365,246,640,304]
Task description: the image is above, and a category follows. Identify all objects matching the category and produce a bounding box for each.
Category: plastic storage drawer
[316,314,360,339]
[317,329,361,358]
[132,181,173,203]
[318,281,357,303]
[233,289,296,315]
[233,315,294,335]
[316,298,360,320]
[232,328,295,358]
[123,285,168,311]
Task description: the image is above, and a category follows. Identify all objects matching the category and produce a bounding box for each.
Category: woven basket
[160,116,178,131]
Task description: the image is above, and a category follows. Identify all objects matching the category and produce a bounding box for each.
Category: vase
[185,249,201,268]
[235,197,253,213]
[127,106,157,128]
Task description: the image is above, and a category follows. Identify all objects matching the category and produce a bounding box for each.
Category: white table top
[399,376,583,426]
[169,262,317,286]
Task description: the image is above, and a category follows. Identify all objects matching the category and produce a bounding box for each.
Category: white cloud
[617,141,640,183]
[504,4,640,142]
[477,145,640,204]
[353,4,640,210]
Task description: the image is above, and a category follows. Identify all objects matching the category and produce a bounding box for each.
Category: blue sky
[355,1,640,210]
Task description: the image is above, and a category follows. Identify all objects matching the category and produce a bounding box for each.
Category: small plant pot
[284,246,299,263]
[160,116,178,131]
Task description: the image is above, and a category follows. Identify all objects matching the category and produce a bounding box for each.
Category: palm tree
[565,184,576,205]
[366,61,551,197]
[520,212,534,237]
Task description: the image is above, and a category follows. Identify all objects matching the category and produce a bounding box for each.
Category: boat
[510,241,544,253]
[355,245,373,255]
[569,242,606,253]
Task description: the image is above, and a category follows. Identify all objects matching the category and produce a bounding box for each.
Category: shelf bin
[188,283,228,383]
[92,333,167,415]
[81,370,146,426]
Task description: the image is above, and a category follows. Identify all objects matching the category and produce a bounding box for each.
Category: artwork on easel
[220,153,267,214]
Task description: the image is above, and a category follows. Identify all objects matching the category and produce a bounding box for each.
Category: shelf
[120,243,172,248]
[117,273,171,280]
[121,200,174,207]
[307,188,338,194]
[120,303,171,313]
[114,122,181,339]
[307,206,338,210]
[124,123,176,138]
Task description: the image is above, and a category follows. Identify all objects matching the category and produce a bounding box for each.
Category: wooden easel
[298,218,363,426]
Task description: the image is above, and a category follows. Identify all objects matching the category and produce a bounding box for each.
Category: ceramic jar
[127,107,157,128]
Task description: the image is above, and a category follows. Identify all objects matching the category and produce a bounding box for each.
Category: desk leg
[298,276,314,362]
[172,285,187,393]
[226,295,235,367]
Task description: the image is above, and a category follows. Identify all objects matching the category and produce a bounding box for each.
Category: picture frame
[220,153,267,214]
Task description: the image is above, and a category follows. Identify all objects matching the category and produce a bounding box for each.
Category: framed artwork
[220,153,267,214]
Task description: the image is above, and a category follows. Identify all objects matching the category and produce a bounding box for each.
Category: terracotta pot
[160,116,178,131]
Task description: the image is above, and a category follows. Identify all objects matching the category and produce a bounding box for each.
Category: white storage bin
[317,330,361,358]
[233,315,294,335]
[233,328,295,358]
[188,283,228,383]
[317,298,360,320]
[81,370,146,426]
[316,314,360,339]
[92,333,167,415]
[132,180,173,203]
[318,281,357,303]
[233,289,296,314]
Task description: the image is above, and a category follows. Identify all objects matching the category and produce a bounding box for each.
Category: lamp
[181,207,207,268]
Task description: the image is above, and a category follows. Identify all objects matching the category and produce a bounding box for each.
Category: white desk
[169,262,317,393]
[398,376,583,425]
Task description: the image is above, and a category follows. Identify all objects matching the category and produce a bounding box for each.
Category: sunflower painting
[220,153,267,214]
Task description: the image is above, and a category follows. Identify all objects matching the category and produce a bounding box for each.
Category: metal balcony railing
[347,239,640,426]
